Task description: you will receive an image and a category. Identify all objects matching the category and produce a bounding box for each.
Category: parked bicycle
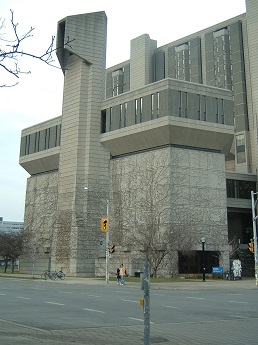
[41,270,65,280]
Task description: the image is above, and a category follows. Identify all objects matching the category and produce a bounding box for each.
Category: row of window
[226,179,256,199]
[20,124,61,156]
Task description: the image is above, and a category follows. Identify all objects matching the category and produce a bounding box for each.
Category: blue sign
[212,266,223,274]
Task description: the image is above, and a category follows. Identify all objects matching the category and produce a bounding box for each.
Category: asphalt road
[0,277,257,344]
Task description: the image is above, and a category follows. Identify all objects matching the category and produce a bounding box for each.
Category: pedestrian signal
[248,241,254,253]
[101,218,108,232]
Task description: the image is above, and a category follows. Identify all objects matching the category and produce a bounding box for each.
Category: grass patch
[0,266,19,274]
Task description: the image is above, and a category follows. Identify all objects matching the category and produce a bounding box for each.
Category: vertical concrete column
[52,12,110,276]
[130,34,157,90]
[246,0,258,172]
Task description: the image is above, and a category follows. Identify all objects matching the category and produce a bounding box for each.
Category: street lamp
[84,187,109,284]
[251,191,258,287]
[201,237,206,282]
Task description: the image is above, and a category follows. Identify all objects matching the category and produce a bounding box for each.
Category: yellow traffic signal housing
[109,244,115,253]
[248,242,254,253]
[101,218,108,232]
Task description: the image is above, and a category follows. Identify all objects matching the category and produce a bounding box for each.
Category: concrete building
[0,217,24,234]
[19,1,258,277]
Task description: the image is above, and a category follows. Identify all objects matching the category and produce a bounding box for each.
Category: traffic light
[101,218,108,232]
[109,244,115,253]
[248,241,254,253]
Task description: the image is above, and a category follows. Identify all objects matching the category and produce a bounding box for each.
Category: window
[215,98,219,123]
[110,107,112,131]
[197,95,201,120]
[226,179,256,199]
[236,134,246,164]
[221,99,224,124]
[124,102,127,127]
[135,99,138,124]
[140,97,143,123]
[203,96,206,121]
[157,93,160,118]
[179,91,182,117]
[151,94,154,119]
[185,92,187,118]
[112,68,124,97]
[119,104,123,128]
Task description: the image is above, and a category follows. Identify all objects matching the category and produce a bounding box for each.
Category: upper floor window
[112,68,124,97]
[236,134,246,164]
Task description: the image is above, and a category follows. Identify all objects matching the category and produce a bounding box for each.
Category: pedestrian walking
[120,263,127,285]
[117,265,121,284]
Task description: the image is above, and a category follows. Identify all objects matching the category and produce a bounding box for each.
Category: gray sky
[0,0,246,221]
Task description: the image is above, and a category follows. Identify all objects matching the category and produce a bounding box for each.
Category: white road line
[229,301,248,304]
[45,302,65,306]
[227,293,242,296]
[32,288,45,291]
[152,293,165,296]
[0,293,6,296]
[230,315,248,319]
[58,291,71,294]
[186,297,205,300]
[87,294,100,298]
[128,317,154,324]
[121,299,139,303]
[17,296,31,300]
[163,305,180,309]
[128,317,144,322]
[82,308,105,313]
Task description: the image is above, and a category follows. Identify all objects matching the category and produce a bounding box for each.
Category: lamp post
[251,191,258,287]
[84,187,109,284]
[201,237,206,282]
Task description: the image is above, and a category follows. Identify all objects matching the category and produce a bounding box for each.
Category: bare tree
[110,150,195,277]
[0,231,23,273]
[21,172,58,276]
[0,9,73,87]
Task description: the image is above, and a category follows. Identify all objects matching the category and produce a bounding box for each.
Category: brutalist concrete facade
[19,1,258,277]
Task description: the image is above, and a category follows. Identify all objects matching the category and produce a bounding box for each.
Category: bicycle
[55,270,65,280]
[41,270,65,280]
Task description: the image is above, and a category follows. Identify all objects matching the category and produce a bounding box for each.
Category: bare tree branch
[0,10,74,87]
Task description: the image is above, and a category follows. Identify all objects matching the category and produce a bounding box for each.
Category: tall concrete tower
[20,12,110,276]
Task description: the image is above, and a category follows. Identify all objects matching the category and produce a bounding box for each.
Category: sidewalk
[0,272,256,289]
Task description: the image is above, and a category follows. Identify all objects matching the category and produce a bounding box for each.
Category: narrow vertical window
[151,94,154,119]
[124,102,127,127]
[110,107,112,131]
[215,98,219,123]
[179,91,182,117]
[157,92,160,118]
[221,99,225,124]
[25,135,30,155]
[135,99,138,124]
[236,134,246,163]
[119,104,123,128]
[197,94,201,120]
[185,92,187,118]
[203,96,206,121]
[140,97,143,123]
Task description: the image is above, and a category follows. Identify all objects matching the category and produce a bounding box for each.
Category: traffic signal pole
[105,199,109,284]
[251,191,258,286]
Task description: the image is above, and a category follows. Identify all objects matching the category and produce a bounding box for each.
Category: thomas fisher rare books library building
[19,1,258,277]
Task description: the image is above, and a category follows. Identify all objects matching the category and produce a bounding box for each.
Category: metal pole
[144,260,150,345]
[105,199,109,284]
[251,191,258,286]
[201,238,206,282]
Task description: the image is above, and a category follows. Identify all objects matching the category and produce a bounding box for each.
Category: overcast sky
[0,0,246,221]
